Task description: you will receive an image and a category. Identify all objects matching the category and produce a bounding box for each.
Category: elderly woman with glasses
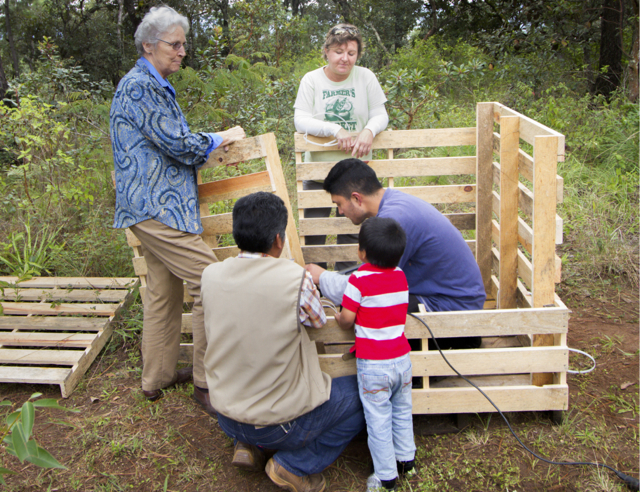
[110,6,245,414]
[294,24,389,271]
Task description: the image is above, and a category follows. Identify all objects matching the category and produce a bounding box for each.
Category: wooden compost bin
[295,102,570,415]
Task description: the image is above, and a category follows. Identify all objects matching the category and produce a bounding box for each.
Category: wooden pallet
[0,276,138,397]
[295,101,570,415]
[124,133,304,353]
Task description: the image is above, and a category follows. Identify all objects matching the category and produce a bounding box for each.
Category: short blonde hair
[322,24,363,60]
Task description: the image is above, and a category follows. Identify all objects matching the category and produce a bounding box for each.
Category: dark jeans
[217,375,365,476]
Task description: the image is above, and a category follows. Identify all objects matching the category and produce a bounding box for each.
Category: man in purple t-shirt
[305,158,486,350]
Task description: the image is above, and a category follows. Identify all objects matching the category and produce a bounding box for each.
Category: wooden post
[262,133,305,266]
[498,116,519,309]
[531,135,559,386]
[476,103,494,296]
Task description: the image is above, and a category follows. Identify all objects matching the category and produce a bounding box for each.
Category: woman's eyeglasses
[156,39,188,51]
[330,26,358,36]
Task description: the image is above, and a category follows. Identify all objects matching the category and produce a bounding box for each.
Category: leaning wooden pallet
[0,276,138,397]
[295,101,570,416]
[124,132,305,360]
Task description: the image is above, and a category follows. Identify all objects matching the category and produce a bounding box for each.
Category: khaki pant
[130,219,217,391]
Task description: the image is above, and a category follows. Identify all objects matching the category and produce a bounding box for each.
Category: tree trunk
[4,0,20,77]
[628,0,639,102]
[0,54,9,102]
[594,0,624,98]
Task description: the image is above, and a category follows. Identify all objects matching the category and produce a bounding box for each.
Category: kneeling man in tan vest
[201,192,364,492]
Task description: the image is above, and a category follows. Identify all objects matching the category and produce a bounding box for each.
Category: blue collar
[139,57,176,98]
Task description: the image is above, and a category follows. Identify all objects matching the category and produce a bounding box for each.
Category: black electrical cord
[409,313,640,491]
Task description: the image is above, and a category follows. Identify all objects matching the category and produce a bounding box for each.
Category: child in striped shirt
[335,217,416,492]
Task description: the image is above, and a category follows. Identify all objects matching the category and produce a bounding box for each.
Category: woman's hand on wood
[351,129,373,158]
[217,126,246,151]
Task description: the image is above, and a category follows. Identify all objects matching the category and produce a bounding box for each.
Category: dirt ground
[1,286,638,492]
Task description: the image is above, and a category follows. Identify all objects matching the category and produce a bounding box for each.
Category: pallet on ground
[0,276,138,397]
[294,101,569,415]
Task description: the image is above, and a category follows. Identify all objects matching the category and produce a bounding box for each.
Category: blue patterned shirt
[110,58,223,234]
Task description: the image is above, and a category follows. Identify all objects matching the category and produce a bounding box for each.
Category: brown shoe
[192,386,217,418]
[142,366,194,401]
[232,442,266,472]
[265,458,326,492]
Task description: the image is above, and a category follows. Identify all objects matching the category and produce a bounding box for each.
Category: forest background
[0,0,637,290]
[0,1,638,491]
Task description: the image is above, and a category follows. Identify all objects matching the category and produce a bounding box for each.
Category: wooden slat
[532,136,559,307]
[125,228,141,247]
[493,191,562,281]
[198,171,272,204]
[262,133,305,266]
[307,306,568,343]
[299,185,476,209]
[211,246,240,260]
[0,277,137,289]
[498,116,520,309]
[412,385,568,413]
[493,162,562,245]
[0,366,71,385]
[303,240,475,264]
[492,133,563,203]
[201,213,234,236]
[476,102,494,296]
[0,317,107,332]
[0,333,96,348]
[319,346,568,379]
[516,279,534,308]
[0,348,84,365]
[201,134,267,170]
[532,135,560,387]
[294,128,476,152]
[1,303,116,317]
[299,213,476,237]
[430,374,531,388]
[493,102,565,161]
[303,245,359,263]
[300,218,360,236]
[296,156,476,181]
[0,289,128,303]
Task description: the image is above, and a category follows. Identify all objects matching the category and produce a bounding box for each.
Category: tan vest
[201,256,332,425]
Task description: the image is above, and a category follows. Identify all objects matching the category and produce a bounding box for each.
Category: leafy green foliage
[0,393,79,484]
[0,220,63,278]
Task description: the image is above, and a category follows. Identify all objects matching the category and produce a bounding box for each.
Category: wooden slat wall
[295,127,478,265]
[127,133,305,310]
[295,103,569,415]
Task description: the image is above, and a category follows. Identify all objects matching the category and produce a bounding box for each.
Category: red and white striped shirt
[341,263,410,360]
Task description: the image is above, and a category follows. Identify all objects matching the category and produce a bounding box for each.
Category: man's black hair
[323,158,383,198]
[358,217,406,269]
[232,192,287,254]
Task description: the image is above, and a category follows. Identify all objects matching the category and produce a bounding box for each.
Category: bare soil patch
[1,286,638,491]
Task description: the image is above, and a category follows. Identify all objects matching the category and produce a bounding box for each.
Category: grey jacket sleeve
[318,271,349,305]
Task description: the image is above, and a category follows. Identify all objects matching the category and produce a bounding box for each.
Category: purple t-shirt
[378,189,486,311]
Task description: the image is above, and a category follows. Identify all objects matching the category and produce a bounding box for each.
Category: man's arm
[305,264,349,306]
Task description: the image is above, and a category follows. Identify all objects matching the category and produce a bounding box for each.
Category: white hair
[134,6,189,55]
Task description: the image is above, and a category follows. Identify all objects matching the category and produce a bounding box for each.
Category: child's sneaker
[366,474,397,492]
[397,459,416,477]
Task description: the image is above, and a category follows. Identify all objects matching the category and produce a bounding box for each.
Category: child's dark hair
[358,217,406,268]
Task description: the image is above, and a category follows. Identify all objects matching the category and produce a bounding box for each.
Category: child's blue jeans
[357,353,416,481]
